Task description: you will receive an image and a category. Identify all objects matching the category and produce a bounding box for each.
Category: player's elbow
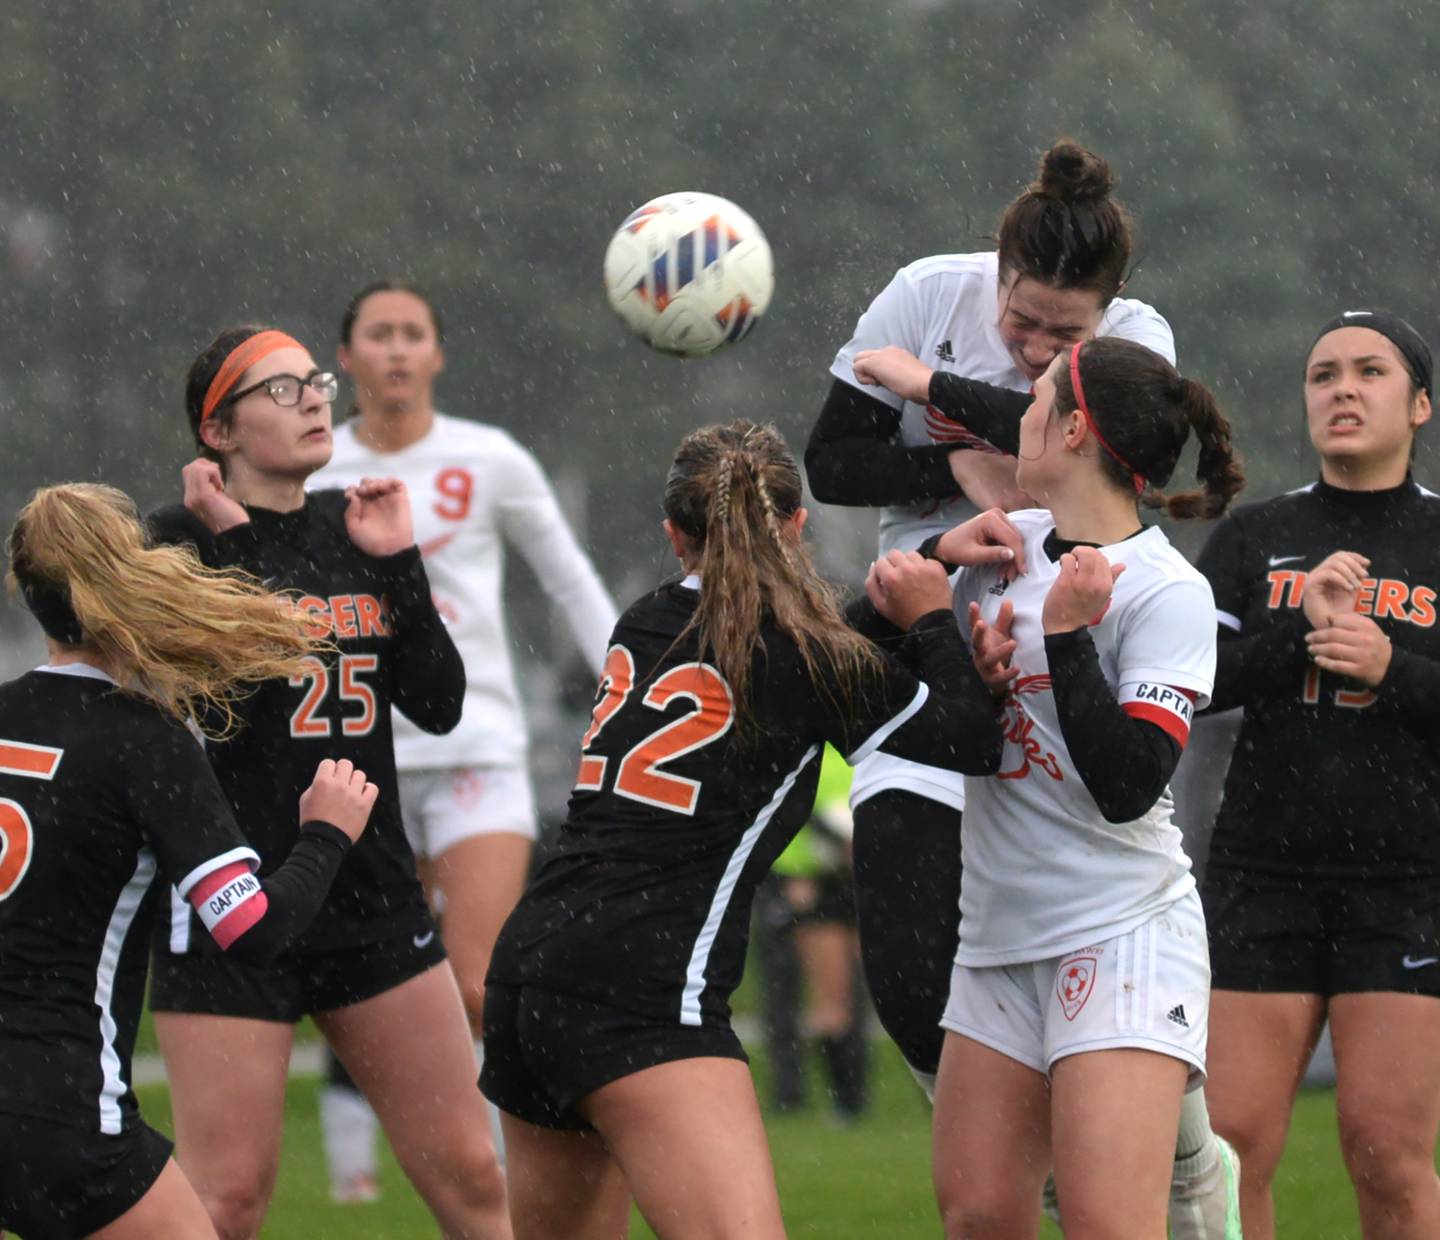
[802,441,848,504]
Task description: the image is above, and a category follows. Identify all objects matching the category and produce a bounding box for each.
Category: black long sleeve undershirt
[805,380,961,505]
[224,821,352,961]
[376,545,466,735]
[1044,627,1181,823]
[926,372,1028,456]
[881,610,1003,776]
[1207,609,1312,714]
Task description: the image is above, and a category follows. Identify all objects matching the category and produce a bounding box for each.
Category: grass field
[133,1043,1375,1238]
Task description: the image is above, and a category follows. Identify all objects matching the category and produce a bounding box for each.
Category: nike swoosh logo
[1268,555,1305,567]
[1402,955,1438,969]
[413,930,437,949]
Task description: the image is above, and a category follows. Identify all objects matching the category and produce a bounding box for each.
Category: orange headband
[200,330,307,423]
[1069,342,1144,495]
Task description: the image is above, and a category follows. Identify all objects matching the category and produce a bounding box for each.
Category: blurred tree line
[3,0,1439,656]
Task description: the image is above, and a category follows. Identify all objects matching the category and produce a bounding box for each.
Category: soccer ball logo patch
[1057,956,1097,1022]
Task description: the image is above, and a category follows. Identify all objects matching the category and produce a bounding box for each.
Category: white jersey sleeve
[1100,297,1176,365]
[1115,570,1217,712]
[491,433,617,676]
[829,264,933,408]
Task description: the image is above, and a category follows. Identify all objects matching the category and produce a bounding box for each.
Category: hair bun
[1035,140,1112,204]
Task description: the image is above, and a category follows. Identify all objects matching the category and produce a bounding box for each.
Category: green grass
[131,1045,1375,1239]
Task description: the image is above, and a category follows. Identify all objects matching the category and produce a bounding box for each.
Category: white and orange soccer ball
[603,192,774,357]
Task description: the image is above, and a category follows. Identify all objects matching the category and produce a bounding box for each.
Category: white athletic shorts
[941,888,1209,1087]
[397,766,539,859]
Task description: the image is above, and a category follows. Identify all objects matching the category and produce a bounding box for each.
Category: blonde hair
[663,420,881,721]
[7,483,324,737]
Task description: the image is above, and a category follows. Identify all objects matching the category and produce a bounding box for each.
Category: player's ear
[788,507,808,540]
[336,343,352,374]
[432,344,446,378]
[199,415,233,455]
[1411,388,1432,430]
[662,518,688,563]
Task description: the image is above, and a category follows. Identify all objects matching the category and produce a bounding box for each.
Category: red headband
[200,330,307,423]
[1069,343,1144,495]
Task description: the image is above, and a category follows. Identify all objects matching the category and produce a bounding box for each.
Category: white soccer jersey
[952,510,1215,966]
[833,251,1175,810]
[314,413,617,769]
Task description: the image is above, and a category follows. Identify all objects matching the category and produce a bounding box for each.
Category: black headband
[1310,310,1433,399]
[15,568,85,645]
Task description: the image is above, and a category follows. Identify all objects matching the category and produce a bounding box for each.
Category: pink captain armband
[188,861,270,950]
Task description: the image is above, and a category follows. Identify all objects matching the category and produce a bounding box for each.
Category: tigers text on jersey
[833,251,1175,812]
[314,413,618,770]
[829,251,1176,556]
[953,512,1214,966]
[0,667,258,1134]
[1201,478,1440,878]
[148,493,461,953]
[488,579,946,1029]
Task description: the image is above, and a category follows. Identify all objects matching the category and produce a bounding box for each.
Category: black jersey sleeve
[220,822,352,961]
[804,379,962,505]
[372,545,466,734]
[926,373,1028,456]
[828,610,1001,774]
[1045,628,1182,822]
[1197,510,1312,713]
[1377,646,1440,728]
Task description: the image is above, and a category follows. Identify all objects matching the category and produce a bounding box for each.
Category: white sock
[319,1082,380,1185]
[475,1037,506,1170]
[1172,1089,1219,1180]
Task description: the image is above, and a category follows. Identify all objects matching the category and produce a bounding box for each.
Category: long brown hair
[7,483,324,736]
[662,420,880,720]
[1053,338,1245,519]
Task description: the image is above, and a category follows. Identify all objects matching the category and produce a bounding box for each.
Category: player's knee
[939,1188,1032,1239]
[404,1131,507,1210]
[1338,1111,1436,1200]
[1208,1106,1284,1181]
[201,1182,273,1240]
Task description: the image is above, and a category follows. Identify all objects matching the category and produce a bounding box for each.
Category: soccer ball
[603,192,774,357]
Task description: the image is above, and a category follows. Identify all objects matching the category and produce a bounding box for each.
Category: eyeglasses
[227,370,339,408]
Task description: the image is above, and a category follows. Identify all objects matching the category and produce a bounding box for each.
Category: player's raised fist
[182,458,250,534]
[344,476,414,557]
[1042,546,1125,634]
[853,346,933,403]
[299,757,379,842]
[866,549,954,631]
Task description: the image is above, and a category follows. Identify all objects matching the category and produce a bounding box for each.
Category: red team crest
[1057,955,1098,1021]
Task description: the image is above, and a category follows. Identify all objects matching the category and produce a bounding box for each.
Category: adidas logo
[935,339,955,363]
[1166,1004,1189,1029]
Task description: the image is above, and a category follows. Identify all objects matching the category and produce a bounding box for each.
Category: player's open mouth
[1327,412,1362,430]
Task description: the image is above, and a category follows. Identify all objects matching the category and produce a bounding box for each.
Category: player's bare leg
[1330,992,1440,1240]
[932,1031,1051,1238]
[501,1115,630,1240]
[1205,989,1325,1239]
[318,962,511,1240]
[580,1057,786,1239]
[153,1014,295,1240]
[90,1158,219,1240]
[1050,1048,1189,1240]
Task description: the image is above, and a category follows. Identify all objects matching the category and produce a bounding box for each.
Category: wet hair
[662,420,881,721]
[339,281,445,345]
[1052,338,1245,519]
[7,483,325,736]
[184,324,273,469]
[997,140,1134,302]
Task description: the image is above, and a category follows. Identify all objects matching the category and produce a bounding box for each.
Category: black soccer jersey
[0,667,258,1133]
[487,578,998,1029]
[1199,478,1440,878]
[148,492,464,953]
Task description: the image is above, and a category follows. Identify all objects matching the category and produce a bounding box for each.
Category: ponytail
[1154,379,1245,519]
[663,421,880,721]
[7,483,325,736]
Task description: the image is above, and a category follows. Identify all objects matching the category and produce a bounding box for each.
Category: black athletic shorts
[0,1112,172,1239]
[480,983,747,1131]
[150,918,448,1022]
[1204,866,1440,996]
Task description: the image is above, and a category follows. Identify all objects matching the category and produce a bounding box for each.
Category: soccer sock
[1172,1089,1220,1179]
[820,1029,869,1118]
[475,1037,507,1170]
[319,1078,381,1185]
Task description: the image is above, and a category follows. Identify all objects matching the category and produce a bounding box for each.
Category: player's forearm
[880,611,1003,774]
[926,373,1028,456]
[805,380,960,505]
[378,546,466,733]
[1378,645,1440,729]
[1046,629,1181,823]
